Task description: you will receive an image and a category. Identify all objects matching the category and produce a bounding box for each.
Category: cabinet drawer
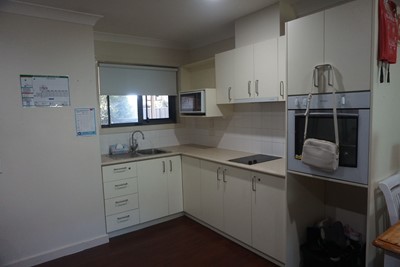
[103,178,138,199]
[106,209,139,233]
[105,193,139,216]
[102,162,137,182]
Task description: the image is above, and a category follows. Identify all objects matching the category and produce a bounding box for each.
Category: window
[100,95,176,127]
[98,63,178,128]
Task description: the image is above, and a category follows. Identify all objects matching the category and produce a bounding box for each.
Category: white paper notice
[20,75,70,107]
[75,108,96,136]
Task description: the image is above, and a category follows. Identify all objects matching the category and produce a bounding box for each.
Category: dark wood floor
[35,216,278,267]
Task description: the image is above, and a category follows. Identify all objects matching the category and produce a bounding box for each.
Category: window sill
[100,123,182,135]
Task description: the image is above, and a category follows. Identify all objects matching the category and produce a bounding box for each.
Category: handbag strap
[303,64,339,147]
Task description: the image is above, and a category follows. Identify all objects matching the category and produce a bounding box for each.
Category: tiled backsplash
[100,102,286,157]
[181,102,286,157]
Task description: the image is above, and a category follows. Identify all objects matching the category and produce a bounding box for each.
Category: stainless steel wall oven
[287,91,370,185]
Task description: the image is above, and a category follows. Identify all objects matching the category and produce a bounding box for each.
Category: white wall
[0,12,107,266]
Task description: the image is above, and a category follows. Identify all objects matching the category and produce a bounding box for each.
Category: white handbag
[301,66,339,172]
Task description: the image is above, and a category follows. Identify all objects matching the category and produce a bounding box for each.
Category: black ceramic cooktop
[229,154,281,165]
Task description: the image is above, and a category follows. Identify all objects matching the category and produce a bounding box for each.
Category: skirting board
[4,234,109,267]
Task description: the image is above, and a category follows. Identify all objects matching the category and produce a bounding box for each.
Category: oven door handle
[295,112,358,117]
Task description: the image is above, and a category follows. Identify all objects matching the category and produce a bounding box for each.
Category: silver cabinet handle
[113,167,127,173]
[228,87,232,102]
[169,160,172,172]
[252,176,256,191]
[114,182,128,189]
[117,215,130,222]
[162,161,166,173]
[115,199,129,207]
[280,81,284,98]
[255,80,259,96]
[216,167,221,181]
[247,81,251,97]
[222,168,227,183]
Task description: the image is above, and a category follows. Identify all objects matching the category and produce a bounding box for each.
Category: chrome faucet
[131,130,145,153]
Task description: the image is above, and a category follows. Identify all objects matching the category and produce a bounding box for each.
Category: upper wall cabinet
[215,36,286,104]
[287,0,372,95]
[215,49,235,104]
[179,58,215,92]
[278,35,286,101]
[234,38,280,103]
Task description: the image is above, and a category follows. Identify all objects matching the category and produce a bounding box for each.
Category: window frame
[100,95,177,128]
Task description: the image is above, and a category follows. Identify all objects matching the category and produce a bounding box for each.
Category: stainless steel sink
[136,148,169,155]
[108,148,169,160]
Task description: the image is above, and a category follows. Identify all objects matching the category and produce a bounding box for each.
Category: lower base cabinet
[252,172,285,262]
[182,156,202,218]
[102,156,183,233]
[183,157,285,263]
[137,155,183,223]
[105,209,140,233]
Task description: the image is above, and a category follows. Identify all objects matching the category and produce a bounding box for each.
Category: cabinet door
[167,156,183,215]
[252,172,285,262]
[223,166,252,245]
[254,38,278,100]
[216,49,235,104]
[287,11,324,95]
[137,158,169,223]
[234,44,254,100]
[278,36,286,101]
[325,0,372,92]
[182,156,202,218]
[200,160,223,230]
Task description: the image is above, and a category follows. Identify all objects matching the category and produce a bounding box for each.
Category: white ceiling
[14,0,351,49]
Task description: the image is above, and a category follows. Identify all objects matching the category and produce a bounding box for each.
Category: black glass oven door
[294,112,358,167]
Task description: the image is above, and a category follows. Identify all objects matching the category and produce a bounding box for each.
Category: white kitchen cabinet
[137,156,182,223]
[166,156,183,214]
[183,156,285,262]
[200,160,252,244]
[223,166,252,245]
[102,162,140,233]
[324,0,372,92]
[200,160,224,230]
[278,35,286,101]
[287,12,324,96]
[234,38,279,103]
[287,0,372,95]
[251,172,285,263]
[215,49,235,104]
[182,156,202,218]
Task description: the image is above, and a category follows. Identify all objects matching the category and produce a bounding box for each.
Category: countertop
[101,144,285,178]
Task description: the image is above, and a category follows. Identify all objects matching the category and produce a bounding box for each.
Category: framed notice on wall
[20,75,70,107]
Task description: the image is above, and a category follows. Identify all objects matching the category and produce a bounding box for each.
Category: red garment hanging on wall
[379,0,398,63]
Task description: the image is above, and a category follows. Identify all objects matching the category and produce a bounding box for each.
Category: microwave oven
[179,90,206,115]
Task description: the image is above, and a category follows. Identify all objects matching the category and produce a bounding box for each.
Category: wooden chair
[377,172,400,267]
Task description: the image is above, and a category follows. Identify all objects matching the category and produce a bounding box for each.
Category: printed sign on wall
[20,75,70,107]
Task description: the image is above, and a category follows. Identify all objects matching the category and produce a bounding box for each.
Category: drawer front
[103,178,138,199]
[105,193,139,216]
[102,162,137,182]
[106,209,139,233]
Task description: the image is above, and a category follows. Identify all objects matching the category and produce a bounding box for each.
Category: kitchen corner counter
[101,144,285,178]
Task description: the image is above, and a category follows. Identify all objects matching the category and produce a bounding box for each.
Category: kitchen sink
[109,148,169,160]
[136,148,169,155]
